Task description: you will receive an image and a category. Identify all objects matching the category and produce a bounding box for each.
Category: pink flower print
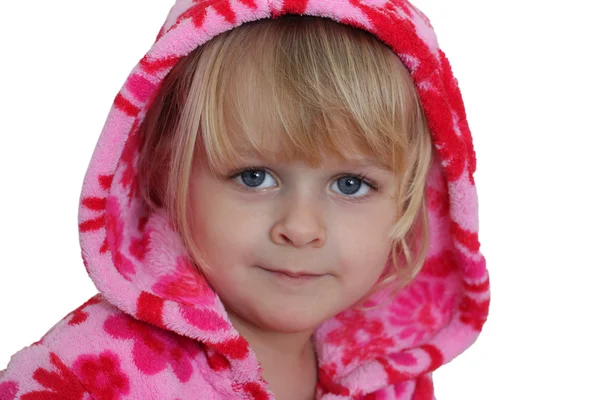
[388,351,418,367]
[21,352,86,400]
[152,256,215,306]
[0,381,18,400]
[104,196,136,280]
[425,185,449,217]
[390,280,456,345]
[393,381,409,398]
[325,310,395,366]
[103,314,201,382]
[72,351,130,400]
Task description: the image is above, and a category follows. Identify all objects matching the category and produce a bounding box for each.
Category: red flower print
[169,0,258,34]
[65,294,103,326]
[276,0,309,15]
[0,381,18,400]
[103,314,201,382]
[129,227,150,261]
[72,351,130,400]
[205,348,230,372]
[451,220,481,254]
[152,256,215,305]
[79,174,113,254]
[317,363,350,397]
[458,295,489,331]
[156,0,254,38]
[325,310,395,366]
[389,280,456,345]
[118,120,142,202]
[21,352,86,400]
[114,93,140,117]
[139,54,180,75]
[420,250,459,278]
[412,373,434,400]
[232,381,270,400]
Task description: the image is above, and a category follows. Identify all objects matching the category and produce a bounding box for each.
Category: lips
[258,266,324,278]
[272,270,321,278]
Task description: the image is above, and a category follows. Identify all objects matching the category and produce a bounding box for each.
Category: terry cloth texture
[0,1,489,399]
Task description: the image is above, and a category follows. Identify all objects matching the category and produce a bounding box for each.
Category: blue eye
[331,176,372,197]
[235,169,277,189]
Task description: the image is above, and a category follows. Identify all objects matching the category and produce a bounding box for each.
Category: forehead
[223,98,386,167]
[224,122,389,169]
[214,51,394,170]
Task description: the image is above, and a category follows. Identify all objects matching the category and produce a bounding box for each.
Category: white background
[1,1,599,399]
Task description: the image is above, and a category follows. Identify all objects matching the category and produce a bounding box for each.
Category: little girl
[0,1,489,399]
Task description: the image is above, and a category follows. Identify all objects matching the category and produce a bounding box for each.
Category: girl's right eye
[233,169,277,190]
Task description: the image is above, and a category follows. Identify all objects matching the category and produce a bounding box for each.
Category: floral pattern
[79,174,113,254]
[103,314,201,382]
[0,381,18,400]
[66,295,103,326]
[459,295,490,331]
[390,280,456,345]
[21,353,86,400]
[104,196,137,280]
[325,310,395,366]
[72,351,129,400]
[152,256,214,305]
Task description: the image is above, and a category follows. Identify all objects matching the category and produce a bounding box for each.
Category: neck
[227,310,316,363]
[226,310,319,398]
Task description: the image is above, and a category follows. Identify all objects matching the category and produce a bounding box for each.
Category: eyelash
[225,167,380,200]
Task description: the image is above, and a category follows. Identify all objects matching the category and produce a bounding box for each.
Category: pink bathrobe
[0,0,490,398]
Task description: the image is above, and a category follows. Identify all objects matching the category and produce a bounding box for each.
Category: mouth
[257,266,325,282]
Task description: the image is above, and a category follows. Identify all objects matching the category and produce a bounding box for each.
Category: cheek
[333,206,395,282]
[189,187,265,267]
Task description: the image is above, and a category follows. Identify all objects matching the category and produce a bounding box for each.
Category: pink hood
[73,0,489,397]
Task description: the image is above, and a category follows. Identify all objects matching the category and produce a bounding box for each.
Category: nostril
[281,234,293,245]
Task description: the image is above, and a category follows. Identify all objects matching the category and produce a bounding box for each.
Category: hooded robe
[0,1,490,398]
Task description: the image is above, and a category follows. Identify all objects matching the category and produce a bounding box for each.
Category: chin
[250,298,337,334]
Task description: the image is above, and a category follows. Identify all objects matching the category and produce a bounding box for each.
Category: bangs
[196,15,420,175]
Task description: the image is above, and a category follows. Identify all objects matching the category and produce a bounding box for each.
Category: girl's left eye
[330,175,373,198]
[234,169,277,189]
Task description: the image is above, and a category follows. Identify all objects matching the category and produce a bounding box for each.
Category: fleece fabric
[0,0,490,399]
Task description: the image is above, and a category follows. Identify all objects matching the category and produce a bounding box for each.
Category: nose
[270,193,326,248]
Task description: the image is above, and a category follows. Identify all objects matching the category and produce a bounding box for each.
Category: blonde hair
[138,15,433,296]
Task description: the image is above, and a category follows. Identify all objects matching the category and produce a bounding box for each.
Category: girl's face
[188,148,398,334]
